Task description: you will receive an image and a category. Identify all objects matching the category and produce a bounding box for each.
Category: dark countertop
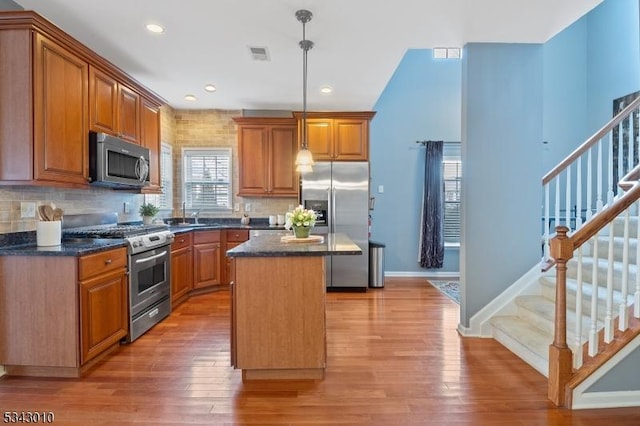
[226,233,362,257]
[0,218,286,256]
[0,238,128,257]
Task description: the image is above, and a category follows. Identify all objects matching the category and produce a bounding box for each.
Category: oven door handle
[134,250,168,264]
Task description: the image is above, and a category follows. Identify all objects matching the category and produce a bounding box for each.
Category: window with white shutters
[443,160,461,244]
[182,148,232,210]
[158,143,173,210]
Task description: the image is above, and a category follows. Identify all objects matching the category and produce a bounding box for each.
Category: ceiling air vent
[249,46,270,61]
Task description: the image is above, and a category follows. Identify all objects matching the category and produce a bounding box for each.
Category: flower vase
[293,226,310,239]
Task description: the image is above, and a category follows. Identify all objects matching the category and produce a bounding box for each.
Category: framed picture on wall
[612,90,640,195]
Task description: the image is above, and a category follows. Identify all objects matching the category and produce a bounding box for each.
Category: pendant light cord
[297,10,313,151]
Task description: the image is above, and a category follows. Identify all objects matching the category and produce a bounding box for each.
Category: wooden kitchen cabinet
[234,117,298,197]
[0,11,165,189]
[0,26,89,186]
[89,66,141,144]
[293,112,376,161]
[171,232,193,306]
[140,97,162,192]
[193,230,222,289]
[0,246,127,377]
[78,248,129,365]
[224,229,249,285]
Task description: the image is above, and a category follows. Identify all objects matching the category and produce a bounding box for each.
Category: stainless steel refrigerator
[301,161,369,290]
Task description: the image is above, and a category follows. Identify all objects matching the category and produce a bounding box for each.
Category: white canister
[277,214,285,225]
[37,221,62,247]
[269,215,277,225]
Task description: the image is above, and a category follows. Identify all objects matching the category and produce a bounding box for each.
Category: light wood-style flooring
[1,277,639,425]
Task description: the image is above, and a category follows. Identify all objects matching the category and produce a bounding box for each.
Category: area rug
[428,280,460,304]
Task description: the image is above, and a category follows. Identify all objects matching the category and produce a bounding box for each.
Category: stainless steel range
[63,213,174,342]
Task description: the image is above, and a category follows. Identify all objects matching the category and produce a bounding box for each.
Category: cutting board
[280,235,325,243]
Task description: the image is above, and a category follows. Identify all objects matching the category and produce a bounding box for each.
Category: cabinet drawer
[193,230,220,244]
[226,229,249,242]
[78,247,127,280]
[171,232,192,251]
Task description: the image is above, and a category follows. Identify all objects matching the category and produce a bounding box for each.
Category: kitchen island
[226,233,361,381]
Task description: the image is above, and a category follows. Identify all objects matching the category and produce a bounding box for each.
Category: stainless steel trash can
[369,241,385,288]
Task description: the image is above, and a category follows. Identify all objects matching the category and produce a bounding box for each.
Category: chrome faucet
[191,209,201,224]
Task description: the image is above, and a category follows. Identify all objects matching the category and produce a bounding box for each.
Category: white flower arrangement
[284,205,317,229]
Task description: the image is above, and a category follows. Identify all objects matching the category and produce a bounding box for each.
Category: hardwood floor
[1,277,639,425]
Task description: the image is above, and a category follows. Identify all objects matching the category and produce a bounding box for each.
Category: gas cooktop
[63,223,169,239]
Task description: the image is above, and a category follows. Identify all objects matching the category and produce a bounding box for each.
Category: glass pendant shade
[295,146,314,166]
[295,163,313,173]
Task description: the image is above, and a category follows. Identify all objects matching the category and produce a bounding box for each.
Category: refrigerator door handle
[331,186,337,234]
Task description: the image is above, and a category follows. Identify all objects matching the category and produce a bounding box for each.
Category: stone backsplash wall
[0,186,144,234]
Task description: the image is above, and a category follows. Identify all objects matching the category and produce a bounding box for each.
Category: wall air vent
[249,46,270,61]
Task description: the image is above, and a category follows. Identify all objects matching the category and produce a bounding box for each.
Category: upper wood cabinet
[0,11,165,189]
[140,98,162,191]
[233,117,298,198]
[89,66,140,143]
[0,28,89,186]
[293,112,376,161]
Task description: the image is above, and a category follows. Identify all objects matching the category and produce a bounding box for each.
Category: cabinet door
[305,119,333,161]
[333,119,368,160]
[33,33,89,185]
[89,67,118,134]
[79,268,128,364]
[171,246,193,304]
[140,98,161,189]
[193,243,221,288]
[269,125,298,196]
[118,84,140,143]
[237,126,269,196]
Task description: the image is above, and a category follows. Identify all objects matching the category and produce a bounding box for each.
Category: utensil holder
[37,221,61,247]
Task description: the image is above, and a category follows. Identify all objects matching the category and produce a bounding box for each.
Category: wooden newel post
[548,226,574,406]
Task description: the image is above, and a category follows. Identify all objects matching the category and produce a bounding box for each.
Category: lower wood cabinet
[0,246,128,377]
[171,232,193,305]
[193,230,221,289]
[224,229,249,285]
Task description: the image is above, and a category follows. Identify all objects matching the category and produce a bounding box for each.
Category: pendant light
[295,9,315,173]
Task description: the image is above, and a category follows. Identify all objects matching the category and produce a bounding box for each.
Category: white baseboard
[385,271,460,279]
[572,390,640,409]
[461,263,543,337]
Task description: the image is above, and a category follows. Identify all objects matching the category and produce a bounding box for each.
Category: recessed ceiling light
[320,85,333,94]
[146,23,165,34]
[204,84,217,93]
[184,94,197,101]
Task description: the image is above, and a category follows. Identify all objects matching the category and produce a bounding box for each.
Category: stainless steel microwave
[89,131,150,188]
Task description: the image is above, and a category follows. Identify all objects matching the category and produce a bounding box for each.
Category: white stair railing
[542,97,640,265]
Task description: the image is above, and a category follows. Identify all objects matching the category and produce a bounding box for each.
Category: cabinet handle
[179,239,185,243]
[104,259,112,265]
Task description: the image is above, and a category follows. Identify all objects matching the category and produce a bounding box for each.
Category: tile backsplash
[0,186,144,234]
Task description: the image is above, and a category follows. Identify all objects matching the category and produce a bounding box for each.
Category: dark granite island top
[228,232,362,382]
[226,233,362,257]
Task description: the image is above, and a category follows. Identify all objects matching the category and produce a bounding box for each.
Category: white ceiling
[14,0,602,111]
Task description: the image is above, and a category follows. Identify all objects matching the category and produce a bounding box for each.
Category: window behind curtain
[158,143,173,210]
[182,148,232,210]
[443,143,461,244]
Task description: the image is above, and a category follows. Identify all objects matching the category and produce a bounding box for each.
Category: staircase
[484,96,640,409]
[490,214,637,377]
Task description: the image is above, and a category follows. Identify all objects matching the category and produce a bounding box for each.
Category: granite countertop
[0,218,289,257]
[226,233,362,257]
[0,238,128,257]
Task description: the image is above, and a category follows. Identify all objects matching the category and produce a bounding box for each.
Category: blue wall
[460,43,544,325]
[370,50,461,275]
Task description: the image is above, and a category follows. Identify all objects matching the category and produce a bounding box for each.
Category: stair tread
[515,294,599,339]
[490,315,552,358]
